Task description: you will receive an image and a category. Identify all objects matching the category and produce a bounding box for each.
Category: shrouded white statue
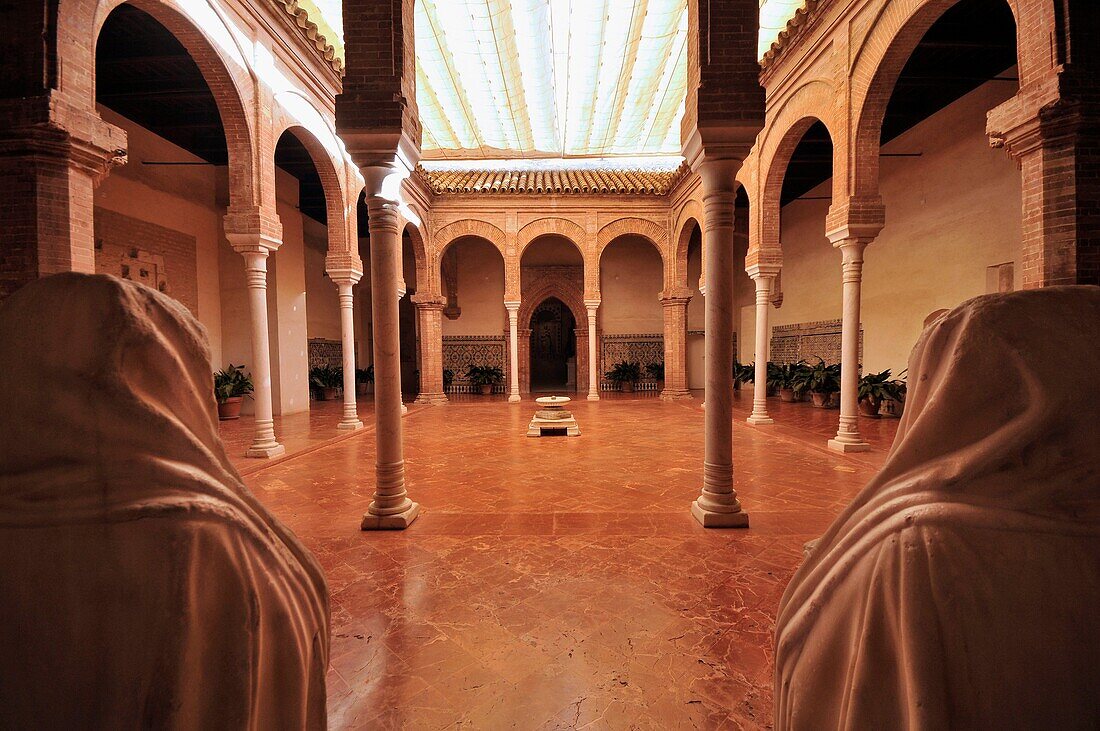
[0,274,329,728]
[775,286,1100,730]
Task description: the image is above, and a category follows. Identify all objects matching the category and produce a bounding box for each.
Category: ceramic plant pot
[217,396,243,420]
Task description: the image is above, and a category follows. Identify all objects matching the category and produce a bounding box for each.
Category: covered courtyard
[240,393,891,728]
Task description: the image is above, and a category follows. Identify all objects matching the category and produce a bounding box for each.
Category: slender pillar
[828,238,872,453]
[361,175,418,530]
[333,276,364,430]
[691,159,748,528]
[413,296,448,405]
[660,293,692,400]
[746,267,779,425]
[398,281,409,416]
[584,300,600,401]
[505,300,521,402]
[231,244,286,458]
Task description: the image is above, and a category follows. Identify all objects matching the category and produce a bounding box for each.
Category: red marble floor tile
[241,394,891,729]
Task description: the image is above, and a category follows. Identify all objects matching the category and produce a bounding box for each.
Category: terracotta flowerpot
[217,396,243,420]
[859,396,882,417]
[479,384,493,395]
[811,392,831,408]
[320,386,339,401]
[780,387,796,402]
[621,381,635,393]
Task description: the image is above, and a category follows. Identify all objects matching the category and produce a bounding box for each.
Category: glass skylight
[415,0,689,159]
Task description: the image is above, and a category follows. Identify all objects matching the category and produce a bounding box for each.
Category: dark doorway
[529,298,576,392]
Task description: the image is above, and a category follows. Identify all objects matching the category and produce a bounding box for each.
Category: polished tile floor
[238,393,896,729]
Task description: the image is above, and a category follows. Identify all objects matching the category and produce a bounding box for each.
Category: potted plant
[804,357,841,408]
[605,360,642,392]
[645,361,665,382]
[213,363,253,420]
[355,365,374,397]
[466,364,504,395]
[882,371,907,417]
[443,368,455,391]
[765,362,784,397]
[776,361,809,402]
[858,368,905,417]
[734,361,755,391]
[309,365,342,401]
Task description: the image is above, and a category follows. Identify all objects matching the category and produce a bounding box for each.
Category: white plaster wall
[269,168,311,415]
[599,236,664,334]
[769,78,1021,374]
[303,216,341,341]
[94,107,226,365]
[441,238,506,336]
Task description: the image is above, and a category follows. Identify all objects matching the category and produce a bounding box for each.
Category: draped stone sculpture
[0,274,329,728]
[775,286,1100,730]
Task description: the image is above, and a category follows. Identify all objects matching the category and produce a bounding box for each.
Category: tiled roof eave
[269,0,344,76]
[415,163,689,197]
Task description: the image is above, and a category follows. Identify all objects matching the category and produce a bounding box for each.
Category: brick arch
[277,126,353,261]
[597,216,669,294]
[88,0,257,211]
[402,221,429,294]
[517,217,587,258]
[760,112,836,252]
[849,0,1024,199]
[435,219,508,257]
[518,274,590,394]
[673,200,703,289]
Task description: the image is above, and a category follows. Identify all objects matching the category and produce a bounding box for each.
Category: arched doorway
[528,297,576,392]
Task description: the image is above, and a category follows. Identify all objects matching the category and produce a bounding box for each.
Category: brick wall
[93,208,198,314]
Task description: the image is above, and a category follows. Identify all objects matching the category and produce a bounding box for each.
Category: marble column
[333,276,364,430]
[584,299,600,401]
[505,300,521,402]
[413,296,448,405]
[361,175,418,530]
[660,293,692,400]
[746,267,779,426]
[225,236,285,459]
[828,238,871,453]
[691,159,748,528]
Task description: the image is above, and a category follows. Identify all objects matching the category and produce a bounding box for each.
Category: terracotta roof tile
[417,162,688,196]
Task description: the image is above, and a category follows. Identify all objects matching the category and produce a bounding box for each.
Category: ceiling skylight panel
[428,0,511,151]
[416,65,464,152]
[415,1,483,151]
[635,9,687,153]
[609,0,682,153]
[583,0,644,154]
[559,0,609,153]
[512,0,559,152]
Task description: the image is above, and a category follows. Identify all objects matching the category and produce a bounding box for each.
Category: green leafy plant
[355,366,374,384]
[776,361,810,394]
[309,365,343,390]
[858,368,905,404]
[645,362,665,380]
[765,362,784,393]
[466,364,505,387]
[213,364,254,403]
[804,357,841,395]
[733,361,754,385]
[605,361,642,384]
[443,368,455,388]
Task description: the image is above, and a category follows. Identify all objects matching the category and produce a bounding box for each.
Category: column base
[587,393,600,401]
[361,502,420,530]
[401,403,409,415]
[827,438,872,453]
[414,392,449,405]
[246,442,286,459]
[508,394,521,403]
[690,501,750,528]
[659,389,693,401]
[746,415,774,426]
[338,420,364,431]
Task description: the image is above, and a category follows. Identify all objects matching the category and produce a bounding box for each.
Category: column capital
[746,263,781,280]
[826,196,885,243]
[411,294,445,310]
[224,206,283,249]
[660,295,692,307]
[503,299,521,311]
[326,252,364,284]
[584,299,602,311]
[660,286,693,300]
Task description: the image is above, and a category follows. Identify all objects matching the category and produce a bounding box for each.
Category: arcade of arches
[1,0,1098,726]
